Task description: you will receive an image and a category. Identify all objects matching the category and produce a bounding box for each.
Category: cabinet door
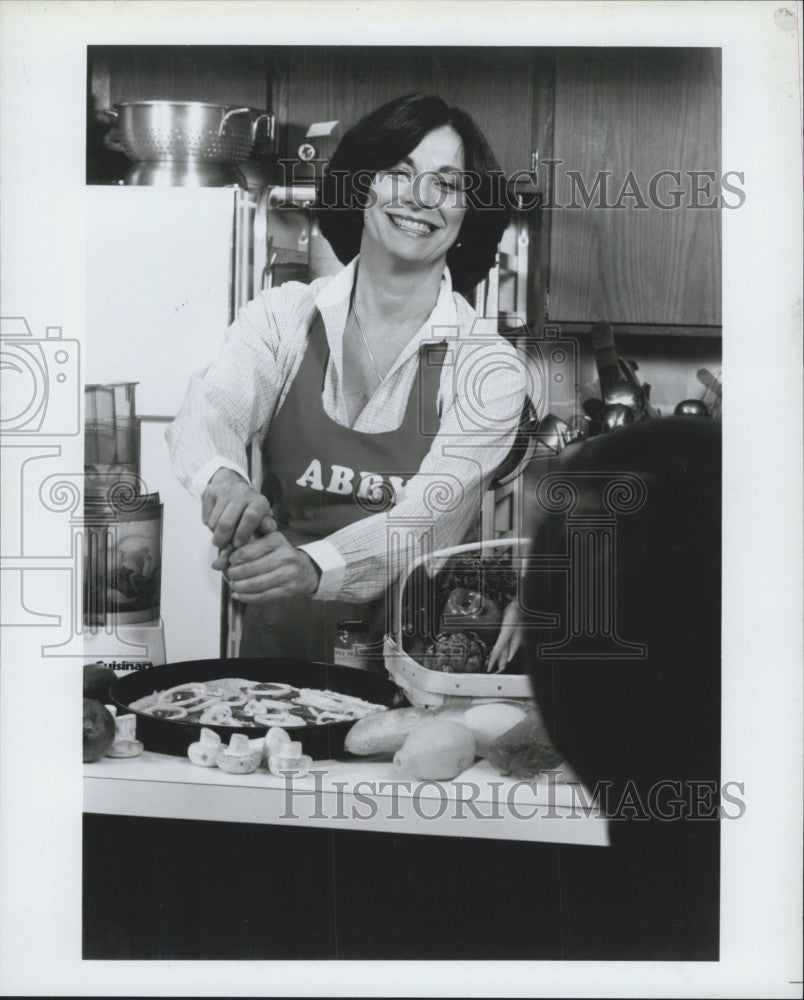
[273,47,536,180]
[547,49,721,327]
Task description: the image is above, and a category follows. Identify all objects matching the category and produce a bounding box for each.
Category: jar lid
[337,620,370,633]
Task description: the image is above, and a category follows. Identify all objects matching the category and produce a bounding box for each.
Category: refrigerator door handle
[262,247,277,291]
[253,185,272,294]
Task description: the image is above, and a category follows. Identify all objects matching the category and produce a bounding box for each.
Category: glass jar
[83,489,162,627]
[333,620,371,670]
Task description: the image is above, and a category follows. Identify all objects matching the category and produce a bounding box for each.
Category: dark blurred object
[598,401,635,432]
[87,90,129,185]
[524,416,721,958]
[674,398,711,417]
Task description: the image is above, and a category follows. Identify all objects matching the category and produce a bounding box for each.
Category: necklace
[351,295,385,385]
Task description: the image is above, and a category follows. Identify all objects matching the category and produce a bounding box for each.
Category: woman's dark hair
[315,93,511,296]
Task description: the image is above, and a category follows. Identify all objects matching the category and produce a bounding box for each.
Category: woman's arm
[165,284,314,547]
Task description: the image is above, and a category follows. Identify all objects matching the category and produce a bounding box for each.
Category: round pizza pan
[110,657,399,759]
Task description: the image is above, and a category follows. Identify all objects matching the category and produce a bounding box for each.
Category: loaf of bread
[344,706,466,756]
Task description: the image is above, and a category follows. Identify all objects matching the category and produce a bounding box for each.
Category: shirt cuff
[296,539,346,601]
[189,457,250,500]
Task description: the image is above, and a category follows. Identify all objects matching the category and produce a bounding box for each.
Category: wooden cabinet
[545,48,722,330]
[90,45,271,112]
[271,46,542,182]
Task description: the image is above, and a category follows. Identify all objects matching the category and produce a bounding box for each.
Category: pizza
[128,678,387,728]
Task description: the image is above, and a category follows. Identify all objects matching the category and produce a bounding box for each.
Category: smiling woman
[166,93,524,665]
[317,93,510,295]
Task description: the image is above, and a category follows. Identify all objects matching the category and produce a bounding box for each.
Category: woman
[166,93,526,663]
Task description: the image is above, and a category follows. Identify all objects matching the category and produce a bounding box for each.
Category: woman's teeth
[389,215,435,236]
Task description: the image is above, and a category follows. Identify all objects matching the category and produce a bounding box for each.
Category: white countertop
[84,742,609,847]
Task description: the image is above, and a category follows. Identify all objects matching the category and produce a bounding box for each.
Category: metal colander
[109,101,273,164]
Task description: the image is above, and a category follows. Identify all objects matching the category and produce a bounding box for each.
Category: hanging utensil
[590,321,621,400]
[590,321,656,419]
[697,367,722,418]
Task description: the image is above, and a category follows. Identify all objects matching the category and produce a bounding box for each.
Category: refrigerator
[86,185,254,663]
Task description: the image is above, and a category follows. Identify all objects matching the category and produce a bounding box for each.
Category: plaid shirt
[166,257,526,602]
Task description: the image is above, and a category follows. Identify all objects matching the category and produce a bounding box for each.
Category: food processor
[83,382,166,673]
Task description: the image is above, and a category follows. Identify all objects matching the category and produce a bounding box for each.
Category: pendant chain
[351,293,385,385]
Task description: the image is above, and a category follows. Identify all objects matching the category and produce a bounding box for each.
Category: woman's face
[361,125,467,270]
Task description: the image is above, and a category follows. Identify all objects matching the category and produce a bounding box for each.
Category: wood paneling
[272,46,538,180]
[91,45,271,110]
[547,49,721,327]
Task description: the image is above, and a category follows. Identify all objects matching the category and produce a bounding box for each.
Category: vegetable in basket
[423,632,489,673]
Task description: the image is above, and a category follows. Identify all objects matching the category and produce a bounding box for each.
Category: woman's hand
[487,600,523,673]
[201,468,276,550]
[222,532,322,603]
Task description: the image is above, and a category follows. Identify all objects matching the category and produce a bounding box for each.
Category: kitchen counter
[83,746,611,959]
[84,743,609,847]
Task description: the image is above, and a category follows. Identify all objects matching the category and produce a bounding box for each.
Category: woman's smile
[386,213,441,237]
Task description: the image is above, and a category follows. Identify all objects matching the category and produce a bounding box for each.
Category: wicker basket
[384,538,535,709]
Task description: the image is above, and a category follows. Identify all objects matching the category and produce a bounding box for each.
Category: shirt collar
[313,255,458,344]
